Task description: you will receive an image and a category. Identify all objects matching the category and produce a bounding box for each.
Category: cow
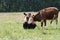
[28,7,59,29]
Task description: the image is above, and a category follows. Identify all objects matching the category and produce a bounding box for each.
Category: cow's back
[39,7,59,20]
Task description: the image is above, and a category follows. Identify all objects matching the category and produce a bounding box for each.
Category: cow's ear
[24,13,27,16]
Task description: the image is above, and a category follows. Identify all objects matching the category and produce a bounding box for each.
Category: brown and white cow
[29,7,59,29]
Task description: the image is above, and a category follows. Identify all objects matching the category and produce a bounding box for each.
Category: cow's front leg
[44,20,47,29]
[41,20,44,29]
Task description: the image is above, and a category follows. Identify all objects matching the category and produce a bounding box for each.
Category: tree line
[0,0,60,12]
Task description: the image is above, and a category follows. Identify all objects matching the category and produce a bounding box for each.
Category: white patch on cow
[28,17,33,24]
[23,17,27,23]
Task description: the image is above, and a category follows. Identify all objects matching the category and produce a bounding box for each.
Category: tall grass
[0,12,60,40]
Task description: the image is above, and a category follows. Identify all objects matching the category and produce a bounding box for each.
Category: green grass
[0,12,60,40]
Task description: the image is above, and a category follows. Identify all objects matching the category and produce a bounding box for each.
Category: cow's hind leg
[53,14,58,29]
[54,14,58,29]
[55,18,58,29]
[56,19,58,24]
[50,20,53,27]
[50,15,56,24]
[50,20,53,24]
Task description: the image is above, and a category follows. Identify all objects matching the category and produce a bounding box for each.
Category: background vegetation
[0,0,60,12]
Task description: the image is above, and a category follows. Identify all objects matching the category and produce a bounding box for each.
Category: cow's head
[23,12,41,24]
[23,13,35,24]
[25,12,41,24]
[23,13,31,22]
[26,12,41,23]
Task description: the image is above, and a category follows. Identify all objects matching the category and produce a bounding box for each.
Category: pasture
[0,12,60,40]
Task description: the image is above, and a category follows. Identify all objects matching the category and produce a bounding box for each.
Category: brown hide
[33,7,59,21]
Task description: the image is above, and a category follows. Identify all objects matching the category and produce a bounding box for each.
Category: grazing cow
[23,13,36,29]
[29,7,59,29]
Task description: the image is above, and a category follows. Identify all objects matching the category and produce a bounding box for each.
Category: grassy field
[0,12,60,40]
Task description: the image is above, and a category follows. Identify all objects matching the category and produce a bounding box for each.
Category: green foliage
[0,0,60,12]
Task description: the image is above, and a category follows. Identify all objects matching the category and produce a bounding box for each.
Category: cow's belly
[44,14,54,20]
[47,15,53,19]
[46,17,53,20]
